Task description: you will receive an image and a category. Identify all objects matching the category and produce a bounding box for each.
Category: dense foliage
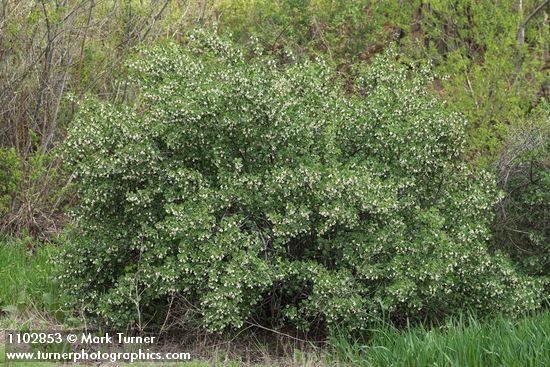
[493,106,550,278]
[218,0,550,163]
[58,34,542,333]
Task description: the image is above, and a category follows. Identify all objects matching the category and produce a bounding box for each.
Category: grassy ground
[2,313,549,366]
[0,236,58,315]
[329,313,550,367]
[1,237,549,366]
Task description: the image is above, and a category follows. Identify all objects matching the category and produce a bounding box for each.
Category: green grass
[0,236,58,314]
[329,312,550,367]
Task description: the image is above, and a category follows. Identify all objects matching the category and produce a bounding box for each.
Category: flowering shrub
[59,33,542,332]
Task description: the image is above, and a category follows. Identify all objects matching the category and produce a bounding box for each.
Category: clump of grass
[329,312,550,366]
[0,236,58,313]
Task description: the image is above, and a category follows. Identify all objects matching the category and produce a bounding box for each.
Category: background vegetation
[1,0,549,365]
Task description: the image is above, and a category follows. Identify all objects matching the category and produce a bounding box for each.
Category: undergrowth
[0,236,59,316]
